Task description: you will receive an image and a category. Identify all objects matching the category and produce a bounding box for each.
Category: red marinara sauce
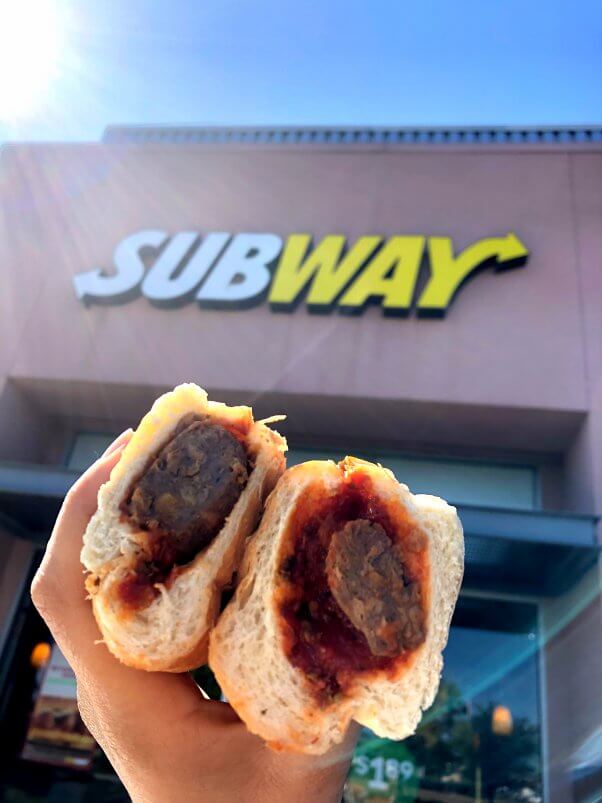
[115,412,253,611]
[116,532,181,610]
[277,470,429,704]
[212,415,251,446]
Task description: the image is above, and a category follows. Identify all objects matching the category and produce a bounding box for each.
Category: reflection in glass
[345,596,542,803]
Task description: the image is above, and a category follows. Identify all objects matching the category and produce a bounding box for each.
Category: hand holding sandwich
[31,384,463,800]
[31,432,357,803]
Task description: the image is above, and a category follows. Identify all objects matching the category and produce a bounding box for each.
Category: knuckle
[62,479,96,522]
[30,569,49,612]
[30,566,63,620]
[62,484,82,514]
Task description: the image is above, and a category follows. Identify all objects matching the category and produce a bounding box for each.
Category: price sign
[345,735,420,802]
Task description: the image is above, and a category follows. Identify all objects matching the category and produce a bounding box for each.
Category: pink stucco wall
[0,144,592,403]
[0,141,600,512]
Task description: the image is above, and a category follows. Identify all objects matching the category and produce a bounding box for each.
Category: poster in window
[21,644,96,770]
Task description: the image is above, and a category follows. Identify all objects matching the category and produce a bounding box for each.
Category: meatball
[325,519,425,657]
[123,414,248,562]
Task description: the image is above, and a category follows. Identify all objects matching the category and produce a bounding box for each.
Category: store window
[67,435,539,510]
[289,449,538,510]
[345,595,542,803]
[3,577,542,803]
[66,433,117,473]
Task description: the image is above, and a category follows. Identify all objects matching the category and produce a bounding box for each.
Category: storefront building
[0,125,600,802]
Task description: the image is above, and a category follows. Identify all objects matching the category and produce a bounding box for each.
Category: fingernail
[102,429,133,457]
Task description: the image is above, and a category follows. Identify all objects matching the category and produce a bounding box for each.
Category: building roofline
[103,124,602,147]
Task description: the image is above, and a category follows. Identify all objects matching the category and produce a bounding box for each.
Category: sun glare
[0,0,63,120]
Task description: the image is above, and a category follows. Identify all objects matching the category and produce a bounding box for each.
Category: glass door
[345,594,542,803]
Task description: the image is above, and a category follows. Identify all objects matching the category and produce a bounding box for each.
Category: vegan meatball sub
[81,384,286,672]
[209,457,464,754]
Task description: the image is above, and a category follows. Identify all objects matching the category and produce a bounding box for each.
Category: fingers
[30,427,359,803]
[102,428,133,458]
[262,719,360,785]
[31,442,132,651]
[182,716,360,803]
[33,446,126,610]
[31,436,208,759]
[41,429,133,589]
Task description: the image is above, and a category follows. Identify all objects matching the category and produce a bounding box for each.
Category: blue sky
[1,0,600,142]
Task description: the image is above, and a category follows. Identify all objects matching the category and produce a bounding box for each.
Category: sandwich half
[209,457,463,754]
[81,383,286,672]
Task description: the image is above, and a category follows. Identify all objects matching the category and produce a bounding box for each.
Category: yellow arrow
[417,232,529,314]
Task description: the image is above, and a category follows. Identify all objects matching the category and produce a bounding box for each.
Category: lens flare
[0,0,63,120]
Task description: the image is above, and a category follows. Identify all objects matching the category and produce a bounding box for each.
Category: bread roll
[81,383,286,672]
[209,457,463,754]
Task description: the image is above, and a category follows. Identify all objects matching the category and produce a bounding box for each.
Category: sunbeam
[0,0,64,120]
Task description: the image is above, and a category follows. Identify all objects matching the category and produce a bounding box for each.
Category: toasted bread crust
[81,384,286,672]
[209,458,464,754]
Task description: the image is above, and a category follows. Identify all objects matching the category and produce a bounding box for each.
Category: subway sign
[73,230,529,317]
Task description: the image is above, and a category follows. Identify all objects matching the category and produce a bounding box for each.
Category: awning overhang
[0,462,598,597]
